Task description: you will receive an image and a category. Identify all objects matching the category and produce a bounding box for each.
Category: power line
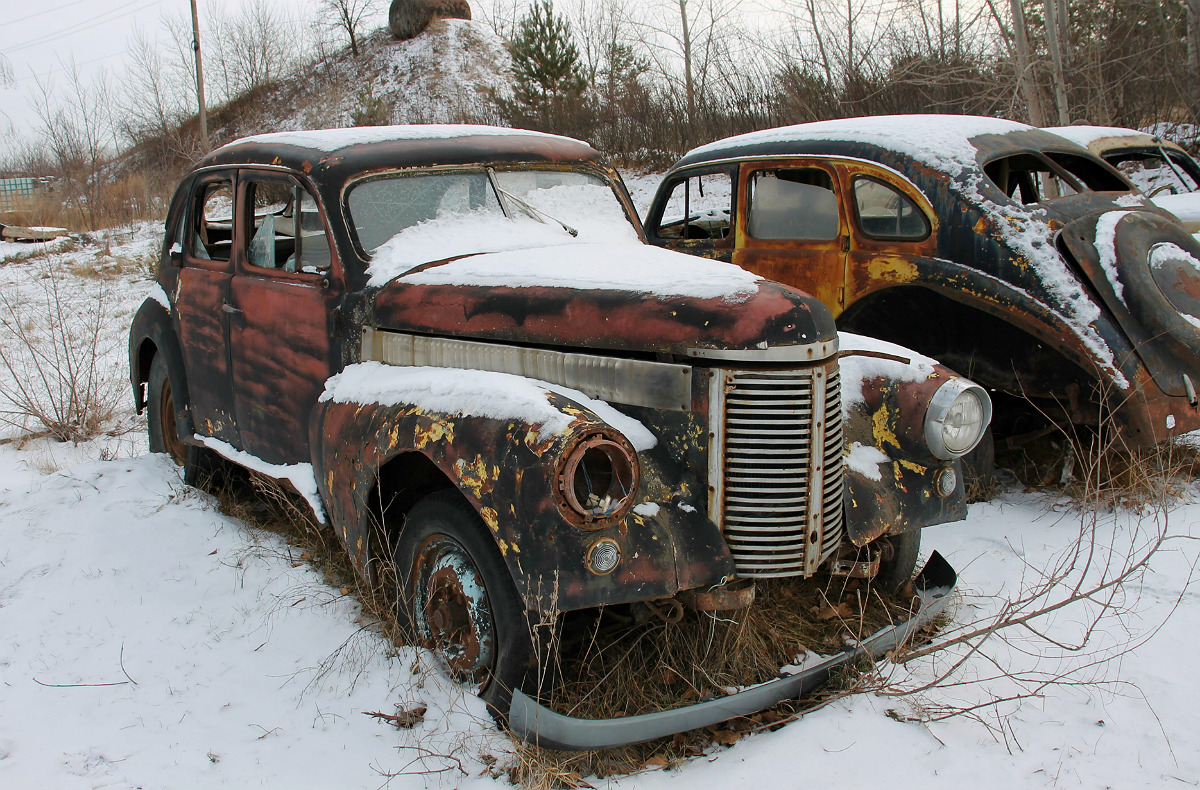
[7,49,128,86]
[4,0,166,55]
[6,0,94,27]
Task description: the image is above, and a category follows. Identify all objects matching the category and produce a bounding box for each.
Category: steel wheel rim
[412,535,495,684]
[159,378,187,467]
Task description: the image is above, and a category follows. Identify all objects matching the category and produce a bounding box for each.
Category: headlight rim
[924,379,992,460]
[553,429,641,528]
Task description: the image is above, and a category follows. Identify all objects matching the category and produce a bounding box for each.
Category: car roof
[1045,124,1188,155]
[672,114,1084,175]
[195,124,604,177]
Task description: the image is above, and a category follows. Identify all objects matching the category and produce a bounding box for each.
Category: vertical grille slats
[716,364,845,579]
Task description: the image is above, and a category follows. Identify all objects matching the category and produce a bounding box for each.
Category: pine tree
[504,0,588,130]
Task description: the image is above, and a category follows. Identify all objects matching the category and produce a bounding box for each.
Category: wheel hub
[415,538,495,683]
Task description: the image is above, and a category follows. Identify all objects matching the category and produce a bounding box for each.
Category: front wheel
[395,491,549,719]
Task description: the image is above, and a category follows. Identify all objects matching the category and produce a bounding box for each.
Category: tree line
[3,0,1198,229]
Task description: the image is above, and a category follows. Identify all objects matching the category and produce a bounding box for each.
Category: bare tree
[1041,0,1070,125]
[31,61,117,230]
[319,0,377,57]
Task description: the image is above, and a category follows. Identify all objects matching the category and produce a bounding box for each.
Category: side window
[984,154,1080,204]
[191,180,234,261]
[656,171,732,240]
[852,177,930,240]
[244,176,332,274]
[747,169,839,241]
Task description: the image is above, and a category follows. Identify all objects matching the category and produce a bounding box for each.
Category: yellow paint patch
[414,419,454,450]
[454,455,494,498]
[871,405,902,450]
[899,459,927,475]
[866,255,919,283]
[480,506,500,533]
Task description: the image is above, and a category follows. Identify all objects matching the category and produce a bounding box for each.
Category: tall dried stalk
[0,258,126,442]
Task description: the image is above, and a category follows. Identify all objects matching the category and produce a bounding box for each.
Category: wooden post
[190,0,210,152]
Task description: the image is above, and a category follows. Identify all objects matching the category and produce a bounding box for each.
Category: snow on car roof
[1045,125,1155,148]
[220,124,579,154]
[685,114,1033,177]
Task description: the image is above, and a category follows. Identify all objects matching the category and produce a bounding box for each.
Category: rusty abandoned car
[647,115,1200,461]
[128,125,990,749]
[1047,124,1200,233]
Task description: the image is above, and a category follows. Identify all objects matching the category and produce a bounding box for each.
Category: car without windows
[128,124,989,749]
[1046,124,1200,234]
[646,114,1200,457]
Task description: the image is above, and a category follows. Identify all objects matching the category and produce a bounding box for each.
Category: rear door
[227,170,343,465]
[733,160,850,316]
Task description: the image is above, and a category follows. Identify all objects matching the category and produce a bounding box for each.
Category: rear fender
[128,296,193,439]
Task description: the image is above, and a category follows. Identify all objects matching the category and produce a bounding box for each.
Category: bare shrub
[0,258,128,442]
[873,426,1198,746]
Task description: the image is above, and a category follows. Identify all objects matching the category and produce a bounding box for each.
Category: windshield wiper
[487,168,579,237]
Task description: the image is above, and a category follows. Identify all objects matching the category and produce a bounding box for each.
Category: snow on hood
[223,124,576,154]
[688,114,1031,179]
[1152,193,1200,224]
[837,332,938,416]
[393,241,762,301]
[320,362,657,449]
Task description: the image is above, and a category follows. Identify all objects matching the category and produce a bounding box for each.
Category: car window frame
[236,168,339,285]
[183,172,237,272]
[849,174,932,242]
[742,163,844,245]
[645,165,737,250]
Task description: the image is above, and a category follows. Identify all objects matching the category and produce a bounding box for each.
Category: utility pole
[190,0,210,152]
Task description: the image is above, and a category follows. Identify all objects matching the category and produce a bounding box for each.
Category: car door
[227,170,343,466]
[835,163,938,309]
[174,173,240,444]
[732,160,850,315]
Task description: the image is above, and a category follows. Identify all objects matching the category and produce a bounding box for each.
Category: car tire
[395,491,550,720]
[147,354,215,486]
[874,529,921,595]
[961,426,996,501]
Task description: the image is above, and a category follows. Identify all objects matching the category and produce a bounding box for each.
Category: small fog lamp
[587,538,621,575]
[934,466,958,498]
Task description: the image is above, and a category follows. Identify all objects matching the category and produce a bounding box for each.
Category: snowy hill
[195,20,513,151]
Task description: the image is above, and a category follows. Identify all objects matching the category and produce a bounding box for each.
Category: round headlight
[555,431,639,525]
[924,380,992,460]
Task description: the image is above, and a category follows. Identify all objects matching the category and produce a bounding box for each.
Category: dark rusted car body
[647,115,1200,447]
[128,125,982,748]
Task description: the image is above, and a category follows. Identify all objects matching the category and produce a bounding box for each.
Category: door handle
[221,301,243,315]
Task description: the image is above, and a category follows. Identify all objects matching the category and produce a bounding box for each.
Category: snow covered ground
[2,228,1199,788]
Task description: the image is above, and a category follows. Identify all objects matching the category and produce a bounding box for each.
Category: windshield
[347,168,638,252]
[1104,149,1200,195]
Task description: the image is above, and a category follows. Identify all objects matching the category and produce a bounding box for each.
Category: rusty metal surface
[841,361,967,546]
[652,122,1200,446]
[311,392,736,615]
[371,278,836,358]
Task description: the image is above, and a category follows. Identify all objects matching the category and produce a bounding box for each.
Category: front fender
[839,336,976,546]
[312,364,734,614]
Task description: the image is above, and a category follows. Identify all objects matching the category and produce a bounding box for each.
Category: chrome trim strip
[684,337,838,362]
[507,552,957,751]
[707,370,727,529]
[805,365,828,576]
[361,328,693,412]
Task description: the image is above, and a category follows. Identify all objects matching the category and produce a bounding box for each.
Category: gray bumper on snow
[508,551,957,751]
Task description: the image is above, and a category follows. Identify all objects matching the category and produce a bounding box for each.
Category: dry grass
[503,575,924,785]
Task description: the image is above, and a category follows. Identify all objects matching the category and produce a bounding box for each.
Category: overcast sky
[0,0,364,155]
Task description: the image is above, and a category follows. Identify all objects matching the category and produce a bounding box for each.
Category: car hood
[371,242,837,356]
[1151,192,1200,233]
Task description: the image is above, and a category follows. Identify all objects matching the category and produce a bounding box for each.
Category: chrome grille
[713,363,845,578]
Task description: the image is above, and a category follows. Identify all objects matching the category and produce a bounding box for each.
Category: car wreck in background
[647,115,1200,456]
[128,125,986,749]
[1047,124,1200,233]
